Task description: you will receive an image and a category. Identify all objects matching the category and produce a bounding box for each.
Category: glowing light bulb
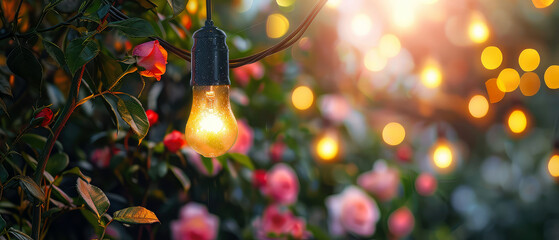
[185,86,238,157]
[315,134,339,161]
[468,13,489,44]
[421,60,442,88]
[433,143,452,169]
[507,109,528,134]
[549,155,559,177]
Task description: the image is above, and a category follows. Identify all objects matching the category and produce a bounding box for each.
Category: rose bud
[164,130,187,153]
[145,109,159,126]
[33,107,54,127]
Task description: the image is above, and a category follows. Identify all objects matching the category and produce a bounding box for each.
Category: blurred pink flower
[171,202,219,240]
[253,205,309,240]
[185,148,222,176]
[229,120,253,155]
[133,40,168,81]
[90,147,111,168]
[269,141,286,162]
[164,130,187,153]
[262,164,299,205]
[388,207,415,237]
[232,62,264,86]
[326,186,380,236]
[357,161,400,202]
[396,144,413,163]
[253,170,267,189]
[415,173,437,196]
[318,94,351,124]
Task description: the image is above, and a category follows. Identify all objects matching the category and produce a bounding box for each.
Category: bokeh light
[481,46,503,70]
[496,68,520,92]
[519,72,540,96]
[267,14,290,39]
[420,0,438,4]
[433,143,453,169]
[291,86,314,110]
[548,155,559,177]
[468,95,489,119]
[507,109,528,134]
[544,65,559,89]
[421,60,442,88]
[316,134,339,161]
[186,0,198,14]
[364,49,387,72]
[276,0,295,7]
[379,34,401,58]
[532,0,554,8]
[518,49,540,72]
[485,78,505,103]
[468,13,489,44]
[415,173,437,196]
[326,0,341,8]
[382,122,406,146]
[351,14,372,37]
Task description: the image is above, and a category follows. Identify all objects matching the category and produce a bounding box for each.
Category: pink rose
[388,207,415,237]
[164,130,187,153]
[357,161,400,202]
[396,144,413,163]
[185,148,222,176]
[415,173,437,196]
[90,147,111,168]
[326,186,380,236]
[253,205,309,240]
[262,164,299,205]
[229,120,253,155]
[318,94,351,124]
[171,202,219,240]
[133,40,168,80]
[232,62,264,86]
[269,141,286,162]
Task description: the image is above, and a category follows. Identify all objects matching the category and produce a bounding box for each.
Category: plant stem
[30,67,85,240]
[99,220,113,240]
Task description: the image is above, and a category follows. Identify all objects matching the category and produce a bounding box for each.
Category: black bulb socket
[190,20,230,86]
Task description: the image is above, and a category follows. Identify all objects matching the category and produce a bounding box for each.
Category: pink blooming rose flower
[232,62,264,86]
[326,186,380,236]
[415,173,437,196]
[262,164,299,205]
[90,146,111,168]
[133,40,168,80]
[171,202,219,240]
[185,148,222,176]
[357,161,400,202]
[253,205,309,240]
[388,207,415,237]
[229,120,253,155]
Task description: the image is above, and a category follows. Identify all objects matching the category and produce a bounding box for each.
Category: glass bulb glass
[185,85,238,157]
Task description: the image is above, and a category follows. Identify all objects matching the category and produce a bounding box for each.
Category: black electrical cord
[108,0,327,68]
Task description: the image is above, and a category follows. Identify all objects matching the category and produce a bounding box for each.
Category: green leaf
[226,153,254,170]
[61,167,91,182]
[113,206,159,224]
[169,166,190,192]
[45,153,69,176]
[43,39,67,67]
[0,214,6,231]
[306,225,329,240]
[8,227,33,240]
[0,164,8,184]
[200,156,213,175]
[0,75,12,97]
[76,178,110,219]
[101,94,120,131]
[13,175,46,202]
[108,18,155,38]
[115,93,149,143]
[21,134,64,152]
[167,0,187,16]
[96,52,123,89]
[65,38,100,74]
[0,98,7,116]
[7,46,43,83]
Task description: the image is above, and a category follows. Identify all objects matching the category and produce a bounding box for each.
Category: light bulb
[185,85,238,157]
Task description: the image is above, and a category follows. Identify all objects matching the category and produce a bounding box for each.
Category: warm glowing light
[433,144,453,169]
[497,68,520,92]
[276,0,295,7]
[507,110,528,134]
[468,14,489,44]
[481,46,503,70]
[351,14,372,37]
[185,86,238,157]
[420,0,438,4]
[364,49,387,72]
[186,0,198,14]
[549,155,559,177]
[532,0,554,8]
[519,72,540,96]
[391,1,415,29]
[316,135,339,161]
[379,34,401,58]
[326,0,341,8]
[267,14,290,39]
[485,78,505,103]
[519,49,540,72]
[382,122,406,146]
[468,95,489,118]
[421,60,442,88]
[291,86,314,110]
[544,65,559,89]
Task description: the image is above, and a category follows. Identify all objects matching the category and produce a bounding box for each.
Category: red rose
[133,40,168,81]
[252,170,267,188]
[34,108,53,127]
[164,130,186,152]
[269,141,286,162]
[396,145,413,163]
[146,109,159,126]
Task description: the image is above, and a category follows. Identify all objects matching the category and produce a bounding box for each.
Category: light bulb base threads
[191,24,230,86]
